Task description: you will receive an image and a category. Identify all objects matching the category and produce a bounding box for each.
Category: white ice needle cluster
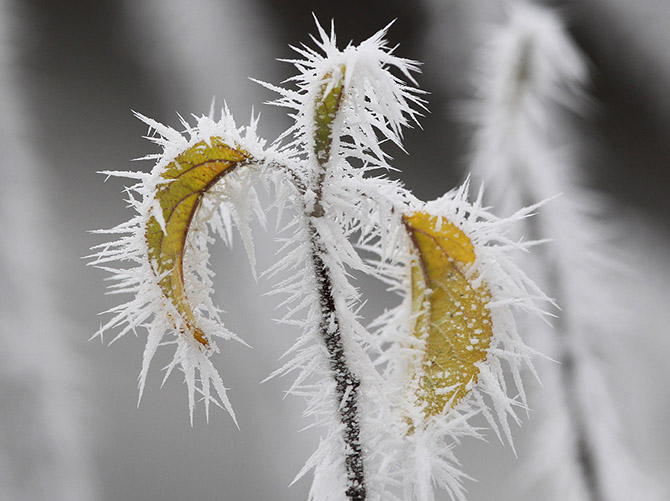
[93,19,547,501]
[258,19,425,169]
[258,22,427,500]
[367,183,547,501]
[90,109,269,423]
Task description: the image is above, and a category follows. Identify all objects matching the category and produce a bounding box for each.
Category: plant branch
[307,217,366,500]
[299,62,367,499]
[561,350,604,501]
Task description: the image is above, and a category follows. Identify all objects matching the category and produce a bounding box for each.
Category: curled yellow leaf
[146,137,250,347]
[402,212,493,423]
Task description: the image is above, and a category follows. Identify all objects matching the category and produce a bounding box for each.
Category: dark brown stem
[302,64,366,498]
[276,155,367,498]
[307,219,366,500]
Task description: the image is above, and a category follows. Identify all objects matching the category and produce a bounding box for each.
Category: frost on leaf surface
[402,212,492,424]
[146,137,250,347]
[370,185,547,501]
[90,111,268,422]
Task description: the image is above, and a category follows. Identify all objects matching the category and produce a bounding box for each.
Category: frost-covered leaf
[402,211,492,424]
[368,190,547,500]
[257,19,424,172]
[146,138,250,347]
[91,110,270,421]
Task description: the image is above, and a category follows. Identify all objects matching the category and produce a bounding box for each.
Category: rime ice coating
[146,138,251,348]
[90,109,269,424]
[92,19,548,501]
[401,212,492,425]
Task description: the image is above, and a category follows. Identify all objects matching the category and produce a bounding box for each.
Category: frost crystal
[90,109,269,423]
[92,18,548,501]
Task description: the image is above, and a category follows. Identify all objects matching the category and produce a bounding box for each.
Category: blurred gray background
[2,0,669,500]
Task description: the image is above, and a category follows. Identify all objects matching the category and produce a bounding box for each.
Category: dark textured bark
[304,64,366,497]
[307,219,366,500]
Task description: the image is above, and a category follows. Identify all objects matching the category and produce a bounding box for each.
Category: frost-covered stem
[309,139,329,219]
[307,218,366,500]
[298,59,367,499]
[277,145,367,497]
[282,151,367,497]
[460,3,653,499]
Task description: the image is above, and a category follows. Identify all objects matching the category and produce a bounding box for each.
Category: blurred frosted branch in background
[460,1,662,499]
[0,0,96,499]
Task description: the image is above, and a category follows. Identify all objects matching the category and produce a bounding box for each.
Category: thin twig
[307,218,366,500]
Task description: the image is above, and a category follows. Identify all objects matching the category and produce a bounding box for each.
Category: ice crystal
[90,109,269,422]
[92,18,548,501]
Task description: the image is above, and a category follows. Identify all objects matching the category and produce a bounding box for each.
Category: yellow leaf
[402,212,493,423]
[146,137,250,347]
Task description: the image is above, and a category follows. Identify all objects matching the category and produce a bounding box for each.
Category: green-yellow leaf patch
[402,212,493,423]
[146,137,250,347]
[313,65,346,166]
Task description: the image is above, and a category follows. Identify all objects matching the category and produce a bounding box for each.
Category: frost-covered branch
[260,22,424,499]
[464,2,659,499]
[307,220,366,499]
[93,18,549,501]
